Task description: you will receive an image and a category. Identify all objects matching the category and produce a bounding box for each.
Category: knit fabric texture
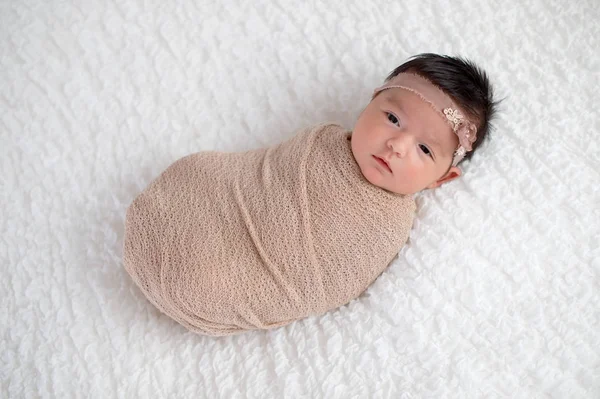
[123,123,416,336]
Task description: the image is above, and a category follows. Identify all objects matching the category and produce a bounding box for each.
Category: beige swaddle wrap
[123,123,415,336]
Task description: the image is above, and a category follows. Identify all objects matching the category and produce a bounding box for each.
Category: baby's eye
[419,144,432,157]
[386,112,400,126]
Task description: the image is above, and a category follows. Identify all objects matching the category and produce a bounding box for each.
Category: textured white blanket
[2,0,598,397]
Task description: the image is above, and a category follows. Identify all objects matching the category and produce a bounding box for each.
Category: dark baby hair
[387,53,499,163]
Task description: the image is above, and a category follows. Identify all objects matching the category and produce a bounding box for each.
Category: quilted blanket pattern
[1,0,598,397]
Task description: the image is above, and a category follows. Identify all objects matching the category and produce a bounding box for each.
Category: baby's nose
[387,135,410,157]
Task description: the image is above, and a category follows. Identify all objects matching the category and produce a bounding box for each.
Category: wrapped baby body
[123,123,415,336]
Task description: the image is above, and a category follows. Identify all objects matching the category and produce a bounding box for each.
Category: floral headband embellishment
[373,73,478,167]
[442,108,477,165]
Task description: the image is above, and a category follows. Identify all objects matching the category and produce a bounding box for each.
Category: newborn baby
[123,53,497,336]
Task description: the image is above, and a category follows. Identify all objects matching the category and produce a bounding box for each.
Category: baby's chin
[359,163,427,196]
[358,163,403,195]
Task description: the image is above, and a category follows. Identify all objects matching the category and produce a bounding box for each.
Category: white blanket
[2,0,598,397]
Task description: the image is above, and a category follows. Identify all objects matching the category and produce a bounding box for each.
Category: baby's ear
[427,166,462,189]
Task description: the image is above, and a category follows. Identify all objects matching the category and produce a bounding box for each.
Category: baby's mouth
[373,155,392,173]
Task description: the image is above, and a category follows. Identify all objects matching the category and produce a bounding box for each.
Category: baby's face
[351,88,461,195]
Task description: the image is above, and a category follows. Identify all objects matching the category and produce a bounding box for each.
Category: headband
[373,73,477,166]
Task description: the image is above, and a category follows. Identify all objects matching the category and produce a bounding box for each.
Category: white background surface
[1,0,599,397]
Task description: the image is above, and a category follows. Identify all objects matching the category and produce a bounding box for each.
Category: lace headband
[373,73,477,166]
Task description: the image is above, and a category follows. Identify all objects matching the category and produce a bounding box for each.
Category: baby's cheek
[394,165,420,191]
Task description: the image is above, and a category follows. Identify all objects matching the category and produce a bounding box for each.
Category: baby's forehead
[381,88,425,105]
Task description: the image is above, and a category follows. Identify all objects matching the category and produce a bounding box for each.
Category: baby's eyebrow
[423,130,443,152]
